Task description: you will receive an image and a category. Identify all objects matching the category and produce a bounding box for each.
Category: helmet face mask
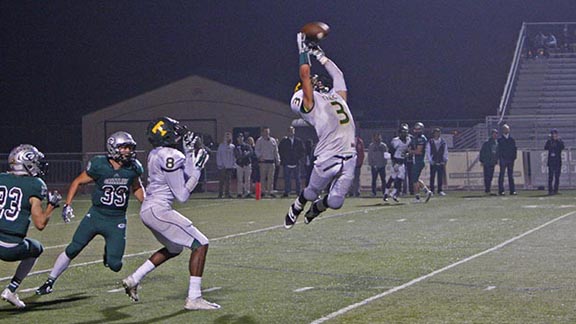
[311,74,331,93]
[147,117,189,148]
[399,123,409,139]
[107,131,137,164]
[8,144,47,177]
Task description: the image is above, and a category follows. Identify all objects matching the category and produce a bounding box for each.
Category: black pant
[483,164,495,193]
[429,164,445,193]
[548,164,561,193]
[498,160,515,194]
[371,166,386,195]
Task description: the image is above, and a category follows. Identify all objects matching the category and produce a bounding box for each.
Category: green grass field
[1,190,576,323]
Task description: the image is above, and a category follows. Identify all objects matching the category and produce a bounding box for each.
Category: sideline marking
[484,286,497,291]
[310,210,576,324]
[1,206,388,282]
[294,287,314,293]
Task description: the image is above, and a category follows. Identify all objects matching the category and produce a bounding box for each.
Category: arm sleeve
[322,59,347,93]
[164,168,193,203]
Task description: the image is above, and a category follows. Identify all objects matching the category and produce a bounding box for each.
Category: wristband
[299,52,311,66]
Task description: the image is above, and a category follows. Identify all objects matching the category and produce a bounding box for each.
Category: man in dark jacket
[497,124,517,195]
[545,129,565,195]
[278,126,305,197]
[480,129,499,195]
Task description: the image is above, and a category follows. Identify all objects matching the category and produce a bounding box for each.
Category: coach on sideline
[497,124,517,196]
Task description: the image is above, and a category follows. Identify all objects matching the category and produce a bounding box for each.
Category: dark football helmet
[8,144,47,177]
[293,74,332,94]
[107,131,137,163]
[147,117,189,148]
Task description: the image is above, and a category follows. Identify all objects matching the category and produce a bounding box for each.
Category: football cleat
[383,193,389,202]
[1,288,25,308]
[425,191,433,203]
[122,276,140,302]
[392,194,399,202]
[304,205,321,224]
[184,297,221,310]
[284,205,301,229]
[36,279,55,295]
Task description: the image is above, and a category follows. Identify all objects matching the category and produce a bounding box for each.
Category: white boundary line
[309,210,576,324]
[0,206,387,282]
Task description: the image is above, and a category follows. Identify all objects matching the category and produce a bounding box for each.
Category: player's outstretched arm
[30,191,61,230]
[310,47,348,102]
[298,32,314,110]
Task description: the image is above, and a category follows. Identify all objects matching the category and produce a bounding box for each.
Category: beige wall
[82,76,294,153]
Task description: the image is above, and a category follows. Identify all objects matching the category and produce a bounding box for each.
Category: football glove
[47,190,62,208]
[61,204,75,223]
[297,32,311,66]
[310,45,329,65]
[191,148,210,170]
[182,131,197,155]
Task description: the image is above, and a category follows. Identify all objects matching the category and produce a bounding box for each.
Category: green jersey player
[36,131,145,295]
[1,144,62,308]
[409,122,432,203]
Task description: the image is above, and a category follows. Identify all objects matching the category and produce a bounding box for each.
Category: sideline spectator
[368,133,388,197]
[234,134,253,198]
[278,126,305,197]
[304,139,316,187]
[480,129,499,195]
[545,129,565,195]
[403,125,415,195]
[255,126,280,198]
[498,124,517,196]
[216,132,235,198]
[246,136,259,188]
[426,128,448,196]
[348,134,365,197]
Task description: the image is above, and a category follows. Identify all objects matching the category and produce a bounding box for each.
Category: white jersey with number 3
[290,90,356,164]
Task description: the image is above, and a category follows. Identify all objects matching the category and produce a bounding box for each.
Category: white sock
[384,188,390,195]
[132,260,156,283]
[50,252,72,279]
[391,189,397,196]
[188,276,202,300]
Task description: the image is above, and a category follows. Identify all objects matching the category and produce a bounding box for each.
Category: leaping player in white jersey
[284,31,357,229]
[121,116,220,310]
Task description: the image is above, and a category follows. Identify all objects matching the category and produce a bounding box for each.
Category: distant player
[383,124,411,202]
[409,122,433,203]
[122,117,220,310]
[1,145,62,308]
[36,131,144,295]
[284,32,356,229]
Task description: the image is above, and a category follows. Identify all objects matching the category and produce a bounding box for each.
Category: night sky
[2,1,576,152]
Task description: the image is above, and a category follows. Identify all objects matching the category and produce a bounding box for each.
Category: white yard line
[1,207,386,282]
[309,210,576,324]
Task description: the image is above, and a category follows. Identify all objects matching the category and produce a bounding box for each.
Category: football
[300,21,330,41]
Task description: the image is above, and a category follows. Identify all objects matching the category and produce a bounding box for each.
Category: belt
[323,154,355,171]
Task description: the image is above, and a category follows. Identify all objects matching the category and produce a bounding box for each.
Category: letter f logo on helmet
[151,121,167,136]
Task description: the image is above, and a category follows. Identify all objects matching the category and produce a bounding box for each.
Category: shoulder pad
[131,159,144,175]
[158,147,185,172]
[86,155,107,174]
[33,177,48,200]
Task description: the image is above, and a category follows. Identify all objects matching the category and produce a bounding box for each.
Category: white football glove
[61,204,75,223]
[182,131,197,155]
[310,45,329,65]
[47,190,62,208]
[191,148,210,170]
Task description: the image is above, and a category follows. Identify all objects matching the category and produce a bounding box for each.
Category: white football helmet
[9,144,47,177]
[107,131,137,163]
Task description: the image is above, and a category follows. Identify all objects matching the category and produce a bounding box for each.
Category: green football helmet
[8,144,47,177]
[147,117,188,148]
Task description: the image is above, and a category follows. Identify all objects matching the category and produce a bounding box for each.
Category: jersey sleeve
[30,178,48,201]
[85,156,105,179]
[290,91,308,115]
[159,148,186,172]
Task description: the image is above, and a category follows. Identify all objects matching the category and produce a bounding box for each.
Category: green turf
[1,191,576,323]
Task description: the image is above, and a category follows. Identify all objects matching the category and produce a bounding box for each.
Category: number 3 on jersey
[331,101,350,125]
